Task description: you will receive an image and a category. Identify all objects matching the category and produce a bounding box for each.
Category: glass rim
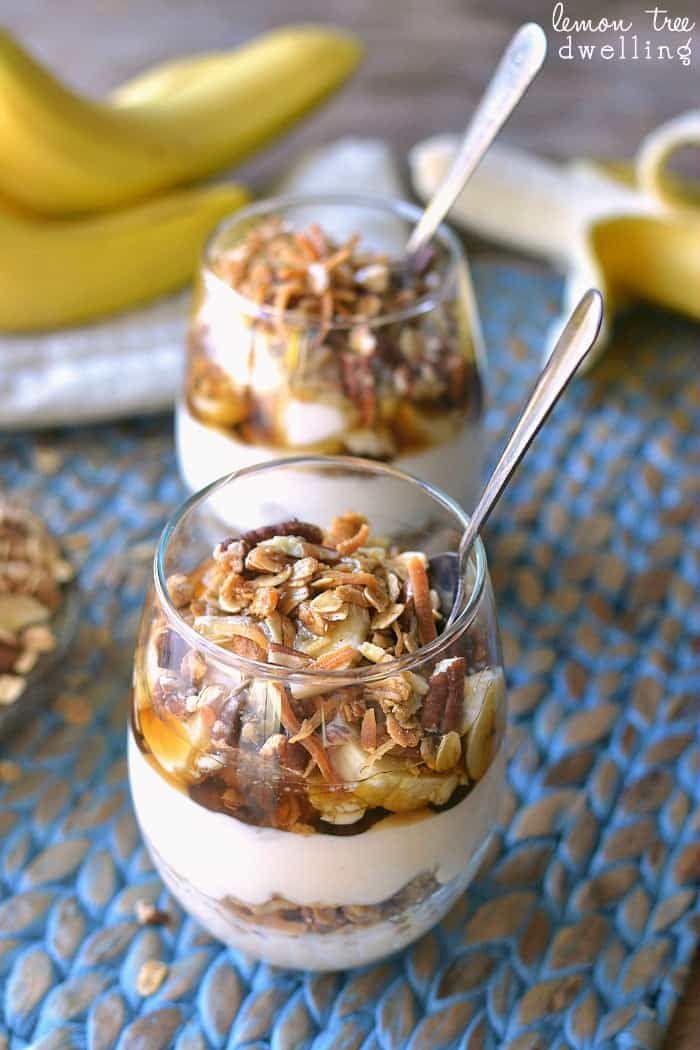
[154,455,488,684]
[200,193,466,331]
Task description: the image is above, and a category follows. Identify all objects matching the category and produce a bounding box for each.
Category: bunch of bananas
[0,25,362,331]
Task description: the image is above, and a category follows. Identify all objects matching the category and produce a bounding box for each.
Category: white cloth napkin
[0,139,403,430]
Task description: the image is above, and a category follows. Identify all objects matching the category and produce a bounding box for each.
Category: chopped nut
[213,537,248,574]
[0,639,20,673]
[53,694,92,725]
[135,900,170,926]
[0,760,21,782]
[386,711,421,748]
[248,587,280,618]
[13,648,38,674]
[22,624,56,653]
[167,573,193,608]
[180,648,207,686]
[242,520,324,547]
[136,958,169,996]
[0,674,25,705]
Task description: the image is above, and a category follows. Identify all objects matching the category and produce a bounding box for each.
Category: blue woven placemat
[1,261,698,1050]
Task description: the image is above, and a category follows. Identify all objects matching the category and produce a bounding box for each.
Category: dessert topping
[143,513,504,832]
[0,501,74,705]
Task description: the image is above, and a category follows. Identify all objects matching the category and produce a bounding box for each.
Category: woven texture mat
[1,262,698,1050]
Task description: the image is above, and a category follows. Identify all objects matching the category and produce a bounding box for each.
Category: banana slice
[355,766,458,812]
[328,737,457,813]
[460,666,505,734]
[297,602,370,659]
[465,671,503,781]
[307,782,367,825]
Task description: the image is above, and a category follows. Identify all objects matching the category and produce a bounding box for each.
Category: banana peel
[409,110,700,368]
[0,182,248,331]
[0,25,362,215]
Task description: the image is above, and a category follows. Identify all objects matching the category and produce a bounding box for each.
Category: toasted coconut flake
[326,512,367,546]
[360,708,377,751]
[289,713,322,743]
[275,683,338,784]
[268,642,312,669]
[311,645,359,671]
[336,522,370,556]
[406,555,438,646]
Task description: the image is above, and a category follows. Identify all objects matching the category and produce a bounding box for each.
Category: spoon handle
[459,289,604,557]
[406,22,547,257]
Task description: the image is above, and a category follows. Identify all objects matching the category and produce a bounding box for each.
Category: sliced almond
[371,602,405,630]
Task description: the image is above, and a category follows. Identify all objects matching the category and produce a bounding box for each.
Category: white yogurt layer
[128,731,503,968]
[175,398,483,511]
[128,730,504,909]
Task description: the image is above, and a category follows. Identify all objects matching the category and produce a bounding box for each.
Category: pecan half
[241,520,323,546]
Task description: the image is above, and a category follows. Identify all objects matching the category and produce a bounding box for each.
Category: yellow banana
[0,182,248,331]
[0,26,361,215]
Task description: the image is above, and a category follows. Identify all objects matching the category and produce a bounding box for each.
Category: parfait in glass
[129,458,505,969]
[177,196,485,509]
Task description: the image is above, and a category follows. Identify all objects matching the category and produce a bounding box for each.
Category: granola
[186,216,482,457]
[133,512,505,835]
[0,501,74,706]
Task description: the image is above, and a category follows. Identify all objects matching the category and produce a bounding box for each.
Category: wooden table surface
[2,0,698,1042]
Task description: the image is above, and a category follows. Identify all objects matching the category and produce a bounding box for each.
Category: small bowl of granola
[0,502,78,739]
[129,457,506,970]
[177,195,485,510]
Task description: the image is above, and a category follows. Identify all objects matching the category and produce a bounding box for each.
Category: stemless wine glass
[129,458,505,970]
[176,195,485,509]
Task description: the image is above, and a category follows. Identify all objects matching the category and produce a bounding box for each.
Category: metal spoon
[429,289,604,624]
[405,22,547,262]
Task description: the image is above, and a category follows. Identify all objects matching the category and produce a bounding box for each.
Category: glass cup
[128,458,505,970]
[176,195,485,509]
